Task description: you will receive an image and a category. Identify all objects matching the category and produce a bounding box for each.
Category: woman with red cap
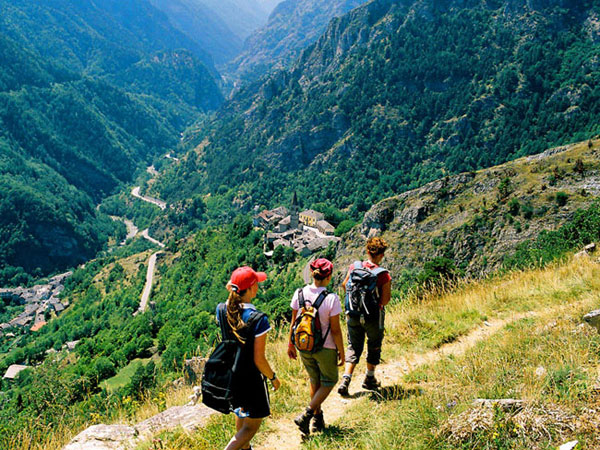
[287,258,345,435]
[221,266,281,450]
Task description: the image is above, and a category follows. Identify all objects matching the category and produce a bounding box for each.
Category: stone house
[3,365,29,380]
[317,220,335,236]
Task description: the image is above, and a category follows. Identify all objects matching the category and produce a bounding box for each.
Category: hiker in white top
[288,258,345,435]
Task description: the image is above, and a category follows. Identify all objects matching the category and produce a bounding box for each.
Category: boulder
[135,404,216,438]
[184,357,207,384]
[583,310,600,333]
[63,425,138,450]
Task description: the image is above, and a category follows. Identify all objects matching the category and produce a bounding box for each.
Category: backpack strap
[353,261,363,271]
[312,289,329,310]
[216,303,230,340]
[297,288,306,309]
[370,267,389,277]
[313,289,331,343]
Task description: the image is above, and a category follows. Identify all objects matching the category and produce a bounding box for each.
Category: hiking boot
[311,411,325,433]
[294,407,314,435]
[337,375,351,397]
[362,375,381,391]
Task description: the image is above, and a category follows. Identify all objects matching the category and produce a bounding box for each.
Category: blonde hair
[227,289,248,344]
[312,269,328,281]
[366,236,388,256]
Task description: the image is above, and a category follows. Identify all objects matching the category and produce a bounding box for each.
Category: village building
[10,315,33,328]
[299,209,325,227]
[253,206,289,229]
[3,364,29,380]
[31,321,47,332]
[255,193,339,256]
[317,220,335,236]
[65,340,80,351]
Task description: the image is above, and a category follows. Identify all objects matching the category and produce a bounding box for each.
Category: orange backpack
[292,289,329,353]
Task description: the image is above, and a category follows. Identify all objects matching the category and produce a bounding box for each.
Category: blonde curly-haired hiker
[288,258,345,435]
[338,237,392,396]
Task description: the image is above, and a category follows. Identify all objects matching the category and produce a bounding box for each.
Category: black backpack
[345,261,388,320]
[201,303,264,414]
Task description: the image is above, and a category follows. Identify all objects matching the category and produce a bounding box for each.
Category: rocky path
[254,304,573,450]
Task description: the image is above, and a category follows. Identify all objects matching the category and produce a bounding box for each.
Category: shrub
[508,198,520,216]
[555,191,568,207]
[522,202,534,220]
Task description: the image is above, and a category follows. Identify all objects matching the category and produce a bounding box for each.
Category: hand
[337,352,345,367]
[271,378,281,391]
[287,344,297,360]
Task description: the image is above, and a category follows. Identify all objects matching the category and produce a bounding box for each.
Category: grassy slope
[123,255,600,449]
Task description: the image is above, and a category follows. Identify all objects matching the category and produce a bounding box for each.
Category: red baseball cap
[310,258,333,277]
[229,266,267,292]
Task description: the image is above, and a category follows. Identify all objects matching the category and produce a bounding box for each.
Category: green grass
[102,358,153,392]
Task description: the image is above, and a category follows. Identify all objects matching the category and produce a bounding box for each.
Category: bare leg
[309,381,321,413]
[224,418,263,450]
[343,362,356,377]
[309,385,334,412]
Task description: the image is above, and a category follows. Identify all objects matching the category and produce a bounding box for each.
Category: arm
[379,280,392,307]
[342,272,350,295]
[287,309,298,360]
[254,333,281,391]
[329,314,345,366]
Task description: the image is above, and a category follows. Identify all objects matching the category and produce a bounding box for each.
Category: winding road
[110,216,139,246]
[131,187,167,210]
[131,183,167,315]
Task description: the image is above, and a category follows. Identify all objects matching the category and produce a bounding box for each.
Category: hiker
[221,266,281,450]
[288,258,345,435]
[337,236,392,396]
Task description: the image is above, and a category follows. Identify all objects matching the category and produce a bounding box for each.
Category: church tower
[290,191,299,230]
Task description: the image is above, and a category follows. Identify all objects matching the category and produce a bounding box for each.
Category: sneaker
[294,407,314,435]
[337,376,351,397]
[362,375,381,391]
[311,411,325,433]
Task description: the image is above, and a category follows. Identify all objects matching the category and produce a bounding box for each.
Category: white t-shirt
[290,284,342,350]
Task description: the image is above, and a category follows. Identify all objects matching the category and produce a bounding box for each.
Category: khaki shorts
[299,348,339,387]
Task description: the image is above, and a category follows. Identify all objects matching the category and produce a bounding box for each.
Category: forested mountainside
[227,0,369,80]
[157,0,600,223]
[0,0,223,286]
[149,0,269,66]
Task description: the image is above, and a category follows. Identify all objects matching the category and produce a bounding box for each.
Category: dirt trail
[254,310,544,450]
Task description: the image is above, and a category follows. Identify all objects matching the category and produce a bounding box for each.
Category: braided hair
[226,285,248,344]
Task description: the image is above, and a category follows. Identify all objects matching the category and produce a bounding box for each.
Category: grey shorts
[299,348,339,387]
[345,311,385,366]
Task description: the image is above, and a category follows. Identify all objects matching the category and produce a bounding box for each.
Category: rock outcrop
[336,139,600,279]
[63,404,217,450]
[63,425,139,450]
